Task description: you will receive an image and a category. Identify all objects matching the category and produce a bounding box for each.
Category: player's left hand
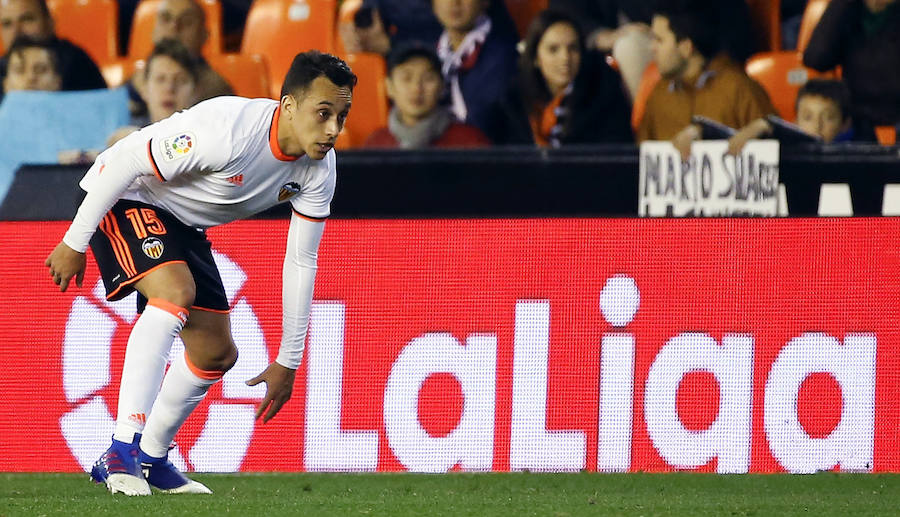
[246,362,296,423]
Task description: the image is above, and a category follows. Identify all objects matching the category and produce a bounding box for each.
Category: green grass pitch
[2,472,898,516]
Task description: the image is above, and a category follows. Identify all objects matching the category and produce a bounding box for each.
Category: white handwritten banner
[639,140,780,217]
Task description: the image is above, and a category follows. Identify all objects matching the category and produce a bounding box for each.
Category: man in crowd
[636,0,774,159]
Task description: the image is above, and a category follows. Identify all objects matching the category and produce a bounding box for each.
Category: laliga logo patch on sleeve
[162,132,196,161]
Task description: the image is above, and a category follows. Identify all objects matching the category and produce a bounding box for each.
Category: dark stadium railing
[2,144,898,221]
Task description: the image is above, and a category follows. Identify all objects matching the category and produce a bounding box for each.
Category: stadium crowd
[1,0,898,197]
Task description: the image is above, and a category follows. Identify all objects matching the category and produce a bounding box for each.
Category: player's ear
[280,93,296,118]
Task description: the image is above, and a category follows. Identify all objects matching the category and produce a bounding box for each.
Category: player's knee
[204,343,238,373]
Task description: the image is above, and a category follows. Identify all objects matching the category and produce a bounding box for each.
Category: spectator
[363,42,490,148]
[61,39,201,164]
[727,79,859,154]
[548,0,755,102]
[340,0,517,56]
[112,39,200,142]
[548,0,654,101]
[433,0,518,135]
[637,1,775,159]
[486,9,632,146]
[130,0,231,117]
[0,0,106,95]
[802,0,900,136]
[1,34,60,93]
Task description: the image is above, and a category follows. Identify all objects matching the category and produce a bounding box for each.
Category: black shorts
[89,199,229,312]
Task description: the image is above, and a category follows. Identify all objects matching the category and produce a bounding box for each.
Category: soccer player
[44,50,355,496]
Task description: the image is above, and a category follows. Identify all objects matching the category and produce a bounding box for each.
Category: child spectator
[486,9,632,146]
[363,42,490,148]
[727,79,859,154]
[1,34,60,93]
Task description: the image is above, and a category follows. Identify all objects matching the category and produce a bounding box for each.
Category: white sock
[112,299,188,443]
[139,352,222,459]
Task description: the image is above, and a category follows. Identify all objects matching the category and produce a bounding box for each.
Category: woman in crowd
[486,9,633,147]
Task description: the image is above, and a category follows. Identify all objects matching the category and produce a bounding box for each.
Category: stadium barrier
[1,218,899,473]
[2,143,900,220]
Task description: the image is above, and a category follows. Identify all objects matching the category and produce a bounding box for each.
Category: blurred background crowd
[0,0,897,189]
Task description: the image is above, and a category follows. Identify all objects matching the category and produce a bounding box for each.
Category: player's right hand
[45,242,86,292]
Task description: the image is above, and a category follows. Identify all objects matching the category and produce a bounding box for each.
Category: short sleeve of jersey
[289,149,337,219]
[144,102,234,182]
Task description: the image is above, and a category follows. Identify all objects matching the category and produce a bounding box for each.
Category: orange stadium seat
[46,0,119,67]
[242,0,337,100]
[335,52,388,149]
[875,126,896,146]
[207,52,271,98]
[503,0,548,37]
[746,0,781,52]
[745,51,838,122]
[631,61,660,131]
[127,0,224,60]
[797,0,830,52]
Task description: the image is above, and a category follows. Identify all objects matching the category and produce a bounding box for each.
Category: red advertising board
[1,218,899,473]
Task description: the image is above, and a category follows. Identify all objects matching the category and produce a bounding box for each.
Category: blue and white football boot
[139,448,212,494]
[90,434,152,496]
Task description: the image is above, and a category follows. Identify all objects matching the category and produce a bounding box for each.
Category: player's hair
[280,50,357,99]
[5,34,61,73]
[518,9,586,117]
[654,0,721,60]
[386,41,442,76]
[796,79,852,122]
[144,38,200,83]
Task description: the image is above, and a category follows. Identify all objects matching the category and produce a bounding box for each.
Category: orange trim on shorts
[147,140,165,182]
[147,298,190,324]
[105,260,188,301]
[184,353,225,380]
[269,106,300,162]
[191,305,231,314]
[99,214,138,277]
[291,207,327,222]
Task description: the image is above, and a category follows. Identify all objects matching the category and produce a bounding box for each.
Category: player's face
[283,75,352,160]
[153,0,207,55]
[432,0,488,33]
[0,0,54,48]
[796,94,846,143]
[535,22,581,95]
[386,56,443,125]
[2,46,61,92]
[651,15,688,79]
[144,54,197,123]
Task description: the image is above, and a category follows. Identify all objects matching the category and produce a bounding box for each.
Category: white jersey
[62,96,335,369]
[79,96,336,229]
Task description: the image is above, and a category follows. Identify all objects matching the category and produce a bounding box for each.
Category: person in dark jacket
[802,0,900,136]
[486,9,633,147]
[432,0,519,135]
[0,0,106,95]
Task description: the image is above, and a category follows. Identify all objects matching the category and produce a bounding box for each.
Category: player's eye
[318,110,330,121]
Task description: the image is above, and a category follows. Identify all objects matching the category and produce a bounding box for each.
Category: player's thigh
[134,262,196,309]
[180,309,238,372]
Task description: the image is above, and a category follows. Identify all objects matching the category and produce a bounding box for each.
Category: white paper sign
[639,140,780,216]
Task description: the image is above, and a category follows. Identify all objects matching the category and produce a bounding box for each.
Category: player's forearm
[277,216,325,369]
[62,145,152,252]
